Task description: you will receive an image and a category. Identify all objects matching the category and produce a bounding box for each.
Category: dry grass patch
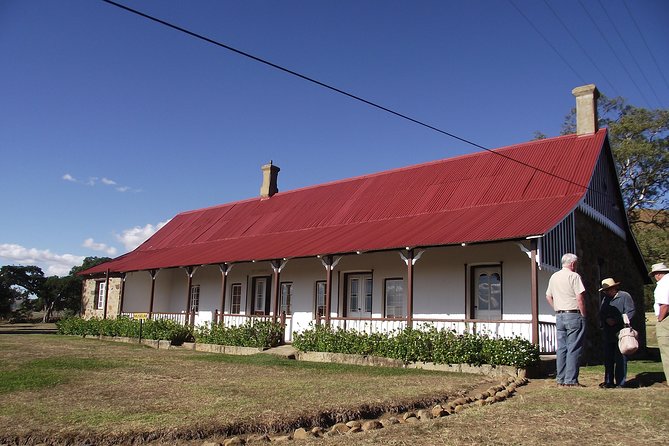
[278,363,668,446]
[0,334,490,445]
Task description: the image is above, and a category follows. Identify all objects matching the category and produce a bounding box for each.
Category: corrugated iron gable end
[84,130,606,274]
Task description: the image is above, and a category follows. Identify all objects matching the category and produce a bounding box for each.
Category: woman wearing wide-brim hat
[649,262,669,387]
[598,278,635,388]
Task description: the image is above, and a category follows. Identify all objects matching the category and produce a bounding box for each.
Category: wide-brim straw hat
[599,278,621,292]
[649,262,669,277]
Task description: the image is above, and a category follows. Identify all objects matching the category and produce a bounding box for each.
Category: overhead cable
[507,0,587,85]
[101,0,605,196]
[622,0,669,102]
[542,0,620,97]
[577,0,651,108]
[596,0,663,108]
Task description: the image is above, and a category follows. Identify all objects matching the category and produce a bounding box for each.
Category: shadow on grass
[624,371,667,388]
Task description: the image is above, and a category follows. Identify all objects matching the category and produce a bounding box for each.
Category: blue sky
[1,0,667,276]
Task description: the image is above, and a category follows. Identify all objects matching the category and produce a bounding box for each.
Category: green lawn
[1,329,667,446]
[0,334,480,444]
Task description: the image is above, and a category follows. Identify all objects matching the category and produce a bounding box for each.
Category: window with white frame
[315,281,326,317]
[230,283,242,314]
[384,278,405,318]
[280,282,292,315]
[95,281,106,310]
[252,277,269,314]
[346,273,372,317]
[190,285,200,312]
[471,265,502,320]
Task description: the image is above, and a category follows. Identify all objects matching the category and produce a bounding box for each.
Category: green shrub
[292,324,539,368]
[142,319,193,345]
[194,320,284,349]
[481,335,540,369]
[56,316,192,345]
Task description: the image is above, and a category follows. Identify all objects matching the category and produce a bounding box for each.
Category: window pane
[489,273,501,310]
[385,279,405,318]
[190,285,200,312]
[478,274,490,311]
[97,282,106,309]
[280,283,292,315]
[255,279,266,313]
[364,278,373,313]
[315,281,326,316]
[350,278,359,311]
[473,266,502,321]
[231,284,241,314]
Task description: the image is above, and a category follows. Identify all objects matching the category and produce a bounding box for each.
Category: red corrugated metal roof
[83,130,608,274]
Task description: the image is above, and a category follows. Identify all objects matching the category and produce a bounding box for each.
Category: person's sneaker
[563,383,585,387]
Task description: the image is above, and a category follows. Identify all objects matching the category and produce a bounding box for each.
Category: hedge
[56,316,193,345]
[292,324,540,368]
[194,320,284,349]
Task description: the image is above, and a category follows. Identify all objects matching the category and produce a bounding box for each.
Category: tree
[37,275,81,323]
[69,256,112,276]
[561,96,668,311]
[0,257,112,321]
[0,279,20,318]
[0,265,45,319]
[36,257,112,322]
[562,95,669,227]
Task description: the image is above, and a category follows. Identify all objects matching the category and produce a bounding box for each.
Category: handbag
[618,313,639,355]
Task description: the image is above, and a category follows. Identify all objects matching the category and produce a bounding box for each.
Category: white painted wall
[121,240,557,331]
[122,271,152,312]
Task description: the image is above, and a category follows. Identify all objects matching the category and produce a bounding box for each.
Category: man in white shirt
[546,253,587,387]
[649,262,669,386]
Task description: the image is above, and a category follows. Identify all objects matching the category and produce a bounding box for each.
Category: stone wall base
[296,351,525,377]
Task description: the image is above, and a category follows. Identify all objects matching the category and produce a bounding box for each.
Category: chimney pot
[260,161,280,198]
[572,84,599,135]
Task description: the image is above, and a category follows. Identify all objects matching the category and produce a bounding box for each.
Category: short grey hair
[561,253,578,266]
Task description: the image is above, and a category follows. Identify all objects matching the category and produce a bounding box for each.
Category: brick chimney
[260,161,280,198]
[571,84,599,136]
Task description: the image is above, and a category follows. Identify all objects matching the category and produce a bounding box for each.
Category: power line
[541,0,620,97]
[507,0,587,85]
[101,0,605,197]
[622,0,669,101]
[596,0,664,108]
[577,0,652,108]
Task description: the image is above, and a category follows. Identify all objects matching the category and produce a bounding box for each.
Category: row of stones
[204,375,529,446]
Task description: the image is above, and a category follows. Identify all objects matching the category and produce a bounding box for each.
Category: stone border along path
[201,375,529,446]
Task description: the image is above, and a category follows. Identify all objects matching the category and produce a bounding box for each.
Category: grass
[301,363,669,446]
[0,334,481,444]
[0,357,120,394]
[1,324,667,446]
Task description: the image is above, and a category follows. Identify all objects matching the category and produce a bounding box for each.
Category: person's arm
[659,304,669,323]
[577,292,587,317]
[546,294,554,310]
[598,297,608,326]
[625,294,636,322]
